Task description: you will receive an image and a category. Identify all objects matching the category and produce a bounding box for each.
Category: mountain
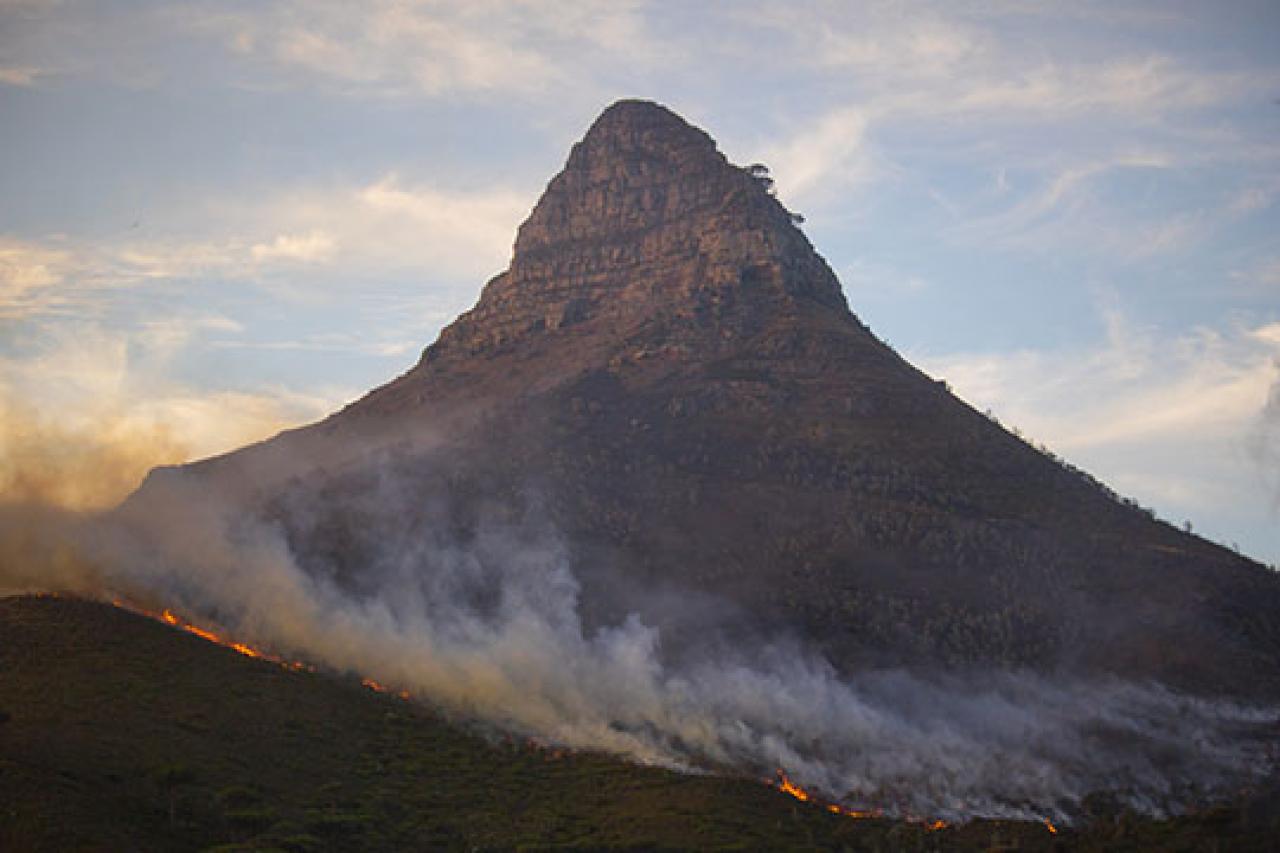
[127,98,1280,701]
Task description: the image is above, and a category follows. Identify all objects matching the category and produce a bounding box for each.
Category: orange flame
[111,598,423,705]
[1044,817,1058,834]
[773,771,952,828]
[113,599,311,671]
[774,771,882,821]
[777,771,811,803]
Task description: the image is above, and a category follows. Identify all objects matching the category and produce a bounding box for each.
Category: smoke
[0,393,189,511]
[4,455,1273,825]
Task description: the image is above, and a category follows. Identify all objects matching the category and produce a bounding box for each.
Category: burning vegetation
[8,594,1280,850]
[112,598,320,677]
[101,596,1000,830]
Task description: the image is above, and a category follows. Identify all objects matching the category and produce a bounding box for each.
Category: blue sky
[1,0,1278,562]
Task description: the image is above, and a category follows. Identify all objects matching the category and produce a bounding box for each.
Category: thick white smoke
[5,465,1273,825]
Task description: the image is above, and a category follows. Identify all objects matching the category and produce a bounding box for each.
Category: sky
[1,0,1278,563]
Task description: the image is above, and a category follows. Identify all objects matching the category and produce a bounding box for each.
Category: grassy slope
[0,596,1274,852]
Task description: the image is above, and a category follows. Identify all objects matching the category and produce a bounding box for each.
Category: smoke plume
[3,450,1273,825]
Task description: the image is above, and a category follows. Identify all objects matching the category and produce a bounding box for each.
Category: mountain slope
[125,99,1280,700]
[0,595,964,851]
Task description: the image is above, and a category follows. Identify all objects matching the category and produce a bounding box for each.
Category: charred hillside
[128,99,1280,700]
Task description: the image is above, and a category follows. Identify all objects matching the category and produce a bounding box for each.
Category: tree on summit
[746,162,775,194]
[746,162,804,224]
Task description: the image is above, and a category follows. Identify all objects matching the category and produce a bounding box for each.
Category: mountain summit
[353,98,854,415]
[129,99,1280,700]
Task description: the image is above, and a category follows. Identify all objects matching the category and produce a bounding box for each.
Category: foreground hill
[126,99,1280,699]
[3,595,1278,852]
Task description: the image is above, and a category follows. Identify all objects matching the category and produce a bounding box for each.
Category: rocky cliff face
[130,99,1280,700]
[432,101,845,359]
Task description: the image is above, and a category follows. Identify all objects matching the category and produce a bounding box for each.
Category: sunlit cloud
[0,65,39,85]
[0,239,72,318]
[0,172,531,323]
[0,321,347,510]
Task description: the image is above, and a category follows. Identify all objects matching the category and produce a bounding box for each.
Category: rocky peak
[426,99,850,364]
[512,99,728,258]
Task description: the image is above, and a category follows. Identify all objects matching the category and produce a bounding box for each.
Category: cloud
[221,174,532,284]
[0,239,72,317]
[948,57,1252,118]
[0,172,532,322]
[0,65,39,85]
[1254,371,1280,512]
[249,230,336,264]
[0,321,343,510]
[736,2,1278,226]
[943,152,1178,252]
[1233,258,1280,293]
[757,108,877,208]
[840,257,929,298]
[1228,183,1279,216]
[174,0,665,99]
[805,8,983,80]
[915,312,1280,556]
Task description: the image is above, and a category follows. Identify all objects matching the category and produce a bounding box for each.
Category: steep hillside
[5,595,1279,852]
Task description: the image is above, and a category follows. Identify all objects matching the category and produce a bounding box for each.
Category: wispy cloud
[840,257,930,298]
[759,108,876,206]
[0,173,532,321]
[915,312,1280,555]
[943,152,1179,253]
[946,56,1256,118]
[173,0,666,99]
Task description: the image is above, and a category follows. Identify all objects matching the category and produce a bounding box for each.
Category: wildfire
[777,771,811,802]
[111,599,425,703]
[141,604,279,663]
[359,677,413,700]
[114,599,332,677]
[1044,816,1058,834]
[774,771,884,822]
[773,771,960,830]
